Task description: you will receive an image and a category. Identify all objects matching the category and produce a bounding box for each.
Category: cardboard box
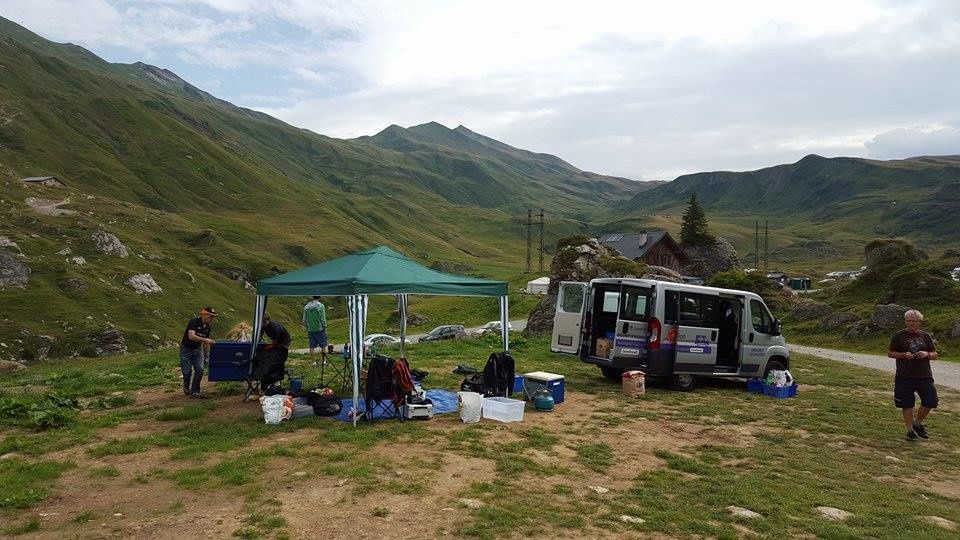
[595,338,612,359]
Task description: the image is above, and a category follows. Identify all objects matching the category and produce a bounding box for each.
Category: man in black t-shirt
[887,309,938,441]
[180,307,217,397]
[259,313,291,389]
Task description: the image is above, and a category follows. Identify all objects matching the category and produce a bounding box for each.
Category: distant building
[526,276,550,295]
[767,271,790,287]
[789,277,812,291]
[21,176,65,188]
[600,231,689,272]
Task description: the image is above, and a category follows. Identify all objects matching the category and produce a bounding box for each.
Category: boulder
[0,360,27,372]
[682,237,741,278]
[387,310,429,327]
[789,300,833,321]
[726,506,762,519]
[126,274,162,294]
[95,329,127,356]
[0,236,20,253]
[864,239,925,271]
[0,248,30,289]
[948,319,960,339]
[870,304,909,329]
[815,506,853,521]
[818,311,859,331]
[91,230,129,257]
[844,320,877,339]
[58,277,88,292]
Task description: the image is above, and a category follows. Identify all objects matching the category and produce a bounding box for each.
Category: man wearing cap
[180,307,217,398]
[260,313,291,389]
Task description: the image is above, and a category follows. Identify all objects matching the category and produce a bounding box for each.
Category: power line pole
[754,220,759,270]
[538,208,544,272]
[763,220,769,272]
[525,209,532,273]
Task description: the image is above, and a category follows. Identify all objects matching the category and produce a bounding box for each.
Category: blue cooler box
[208,341,260,381]
[523,371,565,404]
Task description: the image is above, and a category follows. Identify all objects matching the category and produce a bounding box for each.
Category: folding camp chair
[319,354,350,393]
[363,355,402,421]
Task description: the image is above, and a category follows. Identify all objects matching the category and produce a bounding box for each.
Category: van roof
[589,277,764,300]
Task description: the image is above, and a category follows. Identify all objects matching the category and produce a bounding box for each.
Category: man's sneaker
[913,423,929,439]
[906,430,919,441]
[189,392,206,399]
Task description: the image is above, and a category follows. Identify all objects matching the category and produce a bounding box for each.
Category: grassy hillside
[0,16,639,361]
[613,154,960,277]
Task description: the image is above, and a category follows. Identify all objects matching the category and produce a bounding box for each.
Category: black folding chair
[363,355,402,421]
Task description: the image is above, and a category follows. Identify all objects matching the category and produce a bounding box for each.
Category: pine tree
[680,193,713,246]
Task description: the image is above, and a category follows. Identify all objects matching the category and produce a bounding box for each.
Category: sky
[4,0,960,180]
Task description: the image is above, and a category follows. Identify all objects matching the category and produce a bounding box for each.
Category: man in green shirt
[303,296,328,365]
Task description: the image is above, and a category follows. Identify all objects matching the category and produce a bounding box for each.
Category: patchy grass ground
[1,336,959,538]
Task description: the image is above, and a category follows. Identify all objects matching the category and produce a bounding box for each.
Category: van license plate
[621,348,640,356]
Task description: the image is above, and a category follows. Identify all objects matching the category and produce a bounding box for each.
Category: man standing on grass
[180,307,217,398]
[303,296,328,366]
[887,309,938,441]
[260,313,291,389]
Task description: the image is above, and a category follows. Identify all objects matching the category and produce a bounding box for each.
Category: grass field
[1,336,959,538]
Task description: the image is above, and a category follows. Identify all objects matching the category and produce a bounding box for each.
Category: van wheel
[600,367,624,381]
[763,359,787,378]
[671,374,696,392]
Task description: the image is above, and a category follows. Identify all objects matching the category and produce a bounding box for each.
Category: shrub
[0,394,80,430]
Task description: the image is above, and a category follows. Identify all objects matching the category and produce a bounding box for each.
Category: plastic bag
[260,394,291,425]
[767,369,794,388]
[457,391,483,423]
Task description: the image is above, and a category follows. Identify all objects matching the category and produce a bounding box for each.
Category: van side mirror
[772,319,782,336]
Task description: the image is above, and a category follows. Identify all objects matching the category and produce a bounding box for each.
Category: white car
[362,334,411,347]
[473,321,513,336]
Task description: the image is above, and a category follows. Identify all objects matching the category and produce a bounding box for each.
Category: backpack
[460,373,485,394]
[305,391,342,417]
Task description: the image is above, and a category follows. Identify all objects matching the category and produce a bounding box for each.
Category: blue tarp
[331,389,459,422]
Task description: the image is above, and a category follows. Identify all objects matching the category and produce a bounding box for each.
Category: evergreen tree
[680,193,713,246]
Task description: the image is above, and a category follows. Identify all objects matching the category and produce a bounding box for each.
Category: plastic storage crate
[482,397,525,423]
[762,383,798,399]
[746,378,765,394]
[513,375,525,394]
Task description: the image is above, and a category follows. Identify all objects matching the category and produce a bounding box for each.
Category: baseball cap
[201,307,219,316]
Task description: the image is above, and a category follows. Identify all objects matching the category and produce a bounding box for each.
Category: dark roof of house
[600,231,681,260]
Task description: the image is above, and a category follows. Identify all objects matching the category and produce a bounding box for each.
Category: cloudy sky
[5,0,960,180]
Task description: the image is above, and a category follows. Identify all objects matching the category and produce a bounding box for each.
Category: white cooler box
[401,401,433,420]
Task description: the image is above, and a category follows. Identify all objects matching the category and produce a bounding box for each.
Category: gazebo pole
[397,294,407,358]
[500,295,509,352]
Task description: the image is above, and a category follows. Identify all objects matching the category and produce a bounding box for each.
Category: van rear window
[619,287,650,321]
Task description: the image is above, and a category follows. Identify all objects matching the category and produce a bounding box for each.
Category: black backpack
[305,392,342,417]
[460,373,485,394]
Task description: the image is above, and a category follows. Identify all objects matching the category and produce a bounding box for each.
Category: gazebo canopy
[256,245,507,297]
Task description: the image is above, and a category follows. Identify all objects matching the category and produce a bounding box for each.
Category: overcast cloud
[4,0,960,180]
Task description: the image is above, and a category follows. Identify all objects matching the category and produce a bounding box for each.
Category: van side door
[551,281,587,354]
[744,298,777,369]
[673,292,721,373]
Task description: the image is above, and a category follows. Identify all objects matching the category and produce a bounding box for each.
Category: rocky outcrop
[869,303,909,329]
[0,360,27,372]
[95,329,127,356]
[525,236,682,335]
[126,274,162,294]
[789,300,833,321]
[817,311,859,331]
[0,236,20,253]
[682,237,740,278]
[864,239,925,270]
[91,230,129,257]
[0,248,30,289]
[844,320,878,339]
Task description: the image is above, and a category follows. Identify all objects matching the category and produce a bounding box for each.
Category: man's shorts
[894,377,938,409]
[308,330,328,349]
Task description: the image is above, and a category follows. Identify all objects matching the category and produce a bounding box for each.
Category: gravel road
[292,319,528,354]
[790,344,960,391]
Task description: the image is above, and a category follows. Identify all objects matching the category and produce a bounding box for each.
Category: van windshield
[619,286,651,322]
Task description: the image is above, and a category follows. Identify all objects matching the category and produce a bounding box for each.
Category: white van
[551,278,790,390]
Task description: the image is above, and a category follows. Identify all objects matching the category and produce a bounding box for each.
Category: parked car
[472,321,514,336]
[362,334,411,347]
[418,325,466,343]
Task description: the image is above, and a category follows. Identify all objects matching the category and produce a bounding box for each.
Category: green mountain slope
[0,16,643,361]
[611,154,960,273]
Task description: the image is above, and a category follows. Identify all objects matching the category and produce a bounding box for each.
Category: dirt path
[791,344,960,390]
